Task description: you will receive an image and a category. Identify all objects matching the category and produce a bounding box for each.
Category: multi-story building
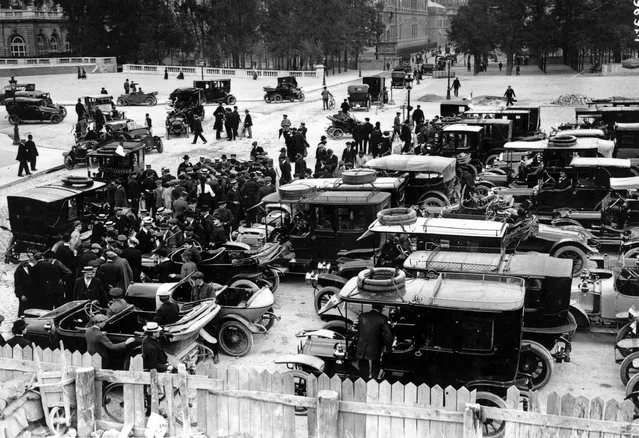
[0,1,70,57]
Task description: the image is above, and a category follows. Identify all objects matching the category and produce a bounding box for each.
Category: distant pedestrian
[164,68,168,80]
[279,114,291,139]
[25,134,38,171]
[230,106,240,140]
[340,99,351,117]
[77,67,82,79]
[498,62,503,72]
[100,87,108,95]
[75,98,86,122]
[145,113,152,133]
[504,85,516,106]
[192,114,207,144]
[16,140,30,177]
[516,65,521,76]
[451,77,461,97]
[242,109,253,138]
[81,67,87,79]
[177,70,184,80]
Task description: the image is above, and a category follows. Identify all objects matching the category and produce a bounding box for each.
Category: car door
[311,205,337,260]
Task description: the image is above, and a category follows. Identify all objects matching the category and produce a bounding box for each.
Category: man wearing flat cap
[190,271,216,301]
[212,201,234,237]
[7,319,30,349]
[96,251,133,291]
[86,314,135,369]
[106,287,129,317]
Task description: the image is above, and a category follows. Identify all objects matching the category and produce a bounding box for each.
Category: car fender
[423,190,450,203]
[549,239,590,255]
[568,301,590,328]
[317,272,348,289]
[273,354,326,374]
[231,272,263,282]
[219,313,264,334]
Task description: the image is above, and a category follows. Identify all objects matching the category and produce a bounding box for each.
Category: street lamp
[404,73,413,122]
[9,76,19,145]
[446,60,452,100]
[200,61,205,80]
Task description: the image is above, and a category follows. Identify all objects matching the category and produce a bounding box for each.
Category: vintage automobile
[102,118,163,153]
[116,90,158,106]
[362,75,388,104]
[263,76,305,103]
[11,90,67,117]
[579,107,639,134]
[325,113,362,140]
[361,214,597,277]
[83,95,125,122]
[193,79,237,105]
[0,82,35,103]
[457,119,513,160]
[168,88,206,118]
[440,100,471,117]
[141,242,286,292]
[165,110,190,138]
[86,142,145,182]
[125,273,278,357]
[364,155,458,207]
[63,140,99,170]
[5,96,66,124]
[277,271,537,435]
[428,124,486,170]
[4,179,105,262]
[347,84,370,110]
[390,68,408,88]
[463,109,535,138]
[614,123,639,158]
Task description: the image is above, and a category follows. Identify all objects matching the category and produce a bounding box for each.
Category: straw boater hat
[143,322,161,333]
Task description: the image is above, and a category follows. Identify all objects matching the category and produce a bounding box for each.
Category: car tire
[227,96,237,105]
[341,169,377,184]
[228,279,260,292]
[50,114,62,124]
[145,97,156,106]
[61,176,93,187]
[377,207,417,226]
[357,268,406,292]
[59,106,68,117]
[420,196,447,208]
[64,155,75,170]
[314,286,340,314]
[627,373,639,410]
[321,319,352,336]
[475,392,507,438]
[620,351,639,385]
[273,94,283,103]
[518,340,553,390]
[485,154,501,167]
[616,321,639,357]
[264,95,272,103]
[280,184,314,201]
[552,245,587,277]
[330,128,345,140]
[117,98,126,106]
[283,369,311,415]
[475,183,494,197]
[298,92,305,102]
[217,320,253,357]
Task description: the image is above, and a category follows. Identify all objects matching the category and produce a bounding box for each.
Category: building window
[36,35,46,53]
[49,35,58,51]
[10,36,26,57]
[64,39,71,52]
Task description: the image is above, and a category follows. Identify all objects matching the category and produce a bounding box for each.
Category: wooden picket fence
[1,345,639,437]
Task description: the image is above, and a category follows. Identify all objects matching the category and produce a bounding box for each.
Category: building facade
[0,2,70,58]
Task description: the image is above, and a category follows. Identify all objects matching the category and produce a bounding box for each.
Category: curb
[0,164,65,191]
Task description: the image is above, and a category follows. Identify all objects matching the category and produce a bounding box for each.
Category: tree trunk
[344,48,348,72]
[338,51,341,74]
[506,52,514,76]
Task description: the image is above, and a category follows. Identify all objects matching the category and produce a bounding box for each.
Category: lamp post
[200,61,205,81]
[9,76,19,145]
[404,73,413,122]
[446,59,452,100]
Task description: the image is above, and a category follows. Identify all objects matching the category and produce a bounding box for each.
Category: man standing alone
[356,304,393,379]
[321,86,333,110]
[25,134,38,172]
[192,114,207,144]
[451,77,461,97]
[504,85,516,106]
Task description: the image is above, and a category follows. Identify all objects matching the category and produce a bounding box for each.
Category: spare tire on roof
[550,135,577,146]
[61,176,93,187]
[279,184,314,201]
[357,268,406,294]
[377,207,417,226]
[341,168,377,185]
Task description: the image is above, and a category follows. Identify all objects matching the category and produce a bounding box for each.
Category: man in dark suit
[7,319,31,349]
[55,233,76,273]
[141,322,171,372]
[75,242,99,278]
[85,314,134,369]
[32,251,64,309]
[25,134,38,171]
[74,266,108,306]
[153,290,179,326]
[14,254,35,316]
[16,140,30,177]
[356,304,393,379]
[136,218,156,254]
[121,237,142,282]
[192,114,207,144]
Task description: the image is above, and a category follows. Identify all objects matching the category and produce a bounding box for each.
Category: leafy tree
[449,0,497,74]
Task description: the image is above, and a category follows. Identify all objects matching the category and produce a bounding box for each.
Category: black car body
[83,95,125,122]
[193,80,236,105]
[440,100,470,117]
[86,142,146,182]
[362,75,388,103]
[6,96,66,124]
[263,76,304,103]
[116,91,158,106]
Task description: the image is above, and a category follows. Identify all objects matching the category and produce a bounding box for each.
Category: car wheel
[117,98,126,106]
[420,196,447,208]
[48,406,70,436]
[60,106,67,117]
[485,154,501,167]
[50,114,62,124]
[218,320,253,357]
[518,340,553,390]
[229,279,260,292]
[264,95,272,103]
[330,128,344,140]
[64,155,75,170]
[321,319,352,336]
[620,351,639,385]
[264,268,280,293]
[298,92,305,102]
[616,322,639,357]
[552,245,587,277]
[284,369,310,415]
[475,183,494,197]
[227,96,237,105]
[102,383,125,422]
[273,94,283,103]
[627,373,639,411]
[475,392,506,438]
[145,97,156,106]
[314,286,340,314]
